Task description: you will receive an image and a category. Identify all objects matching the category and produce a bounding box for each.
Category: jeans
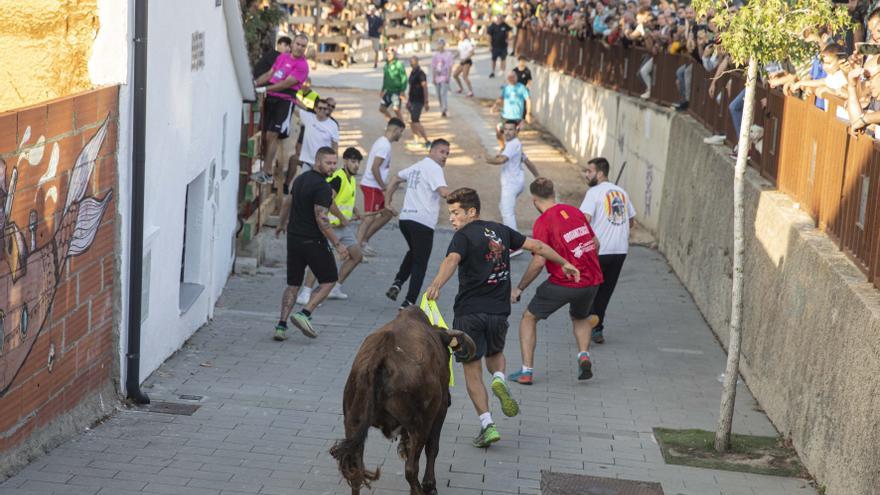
[675,63,692,102]
[730,88,746,137]
[499,179,524,231]
[588,253,627,332]
[638,57,653,93]
[394,220,435,305]
[435,81,449,113]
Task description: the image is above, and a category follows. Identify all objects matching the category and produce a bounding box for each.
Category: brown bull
[330,306,476,495]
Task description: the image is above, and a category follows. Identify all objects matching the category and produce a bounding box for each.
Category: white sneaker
[703,135,726,145]
[362,244,378,257]
[640,90,651,99]
[296,288,312,305]
[328,283,349,300]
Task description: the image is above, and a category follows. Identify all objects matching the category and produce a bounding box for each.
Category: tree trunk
[715,57,758,453]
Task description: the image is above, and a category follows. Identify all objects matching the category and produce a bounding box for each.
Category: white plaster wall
[529,65,671,232]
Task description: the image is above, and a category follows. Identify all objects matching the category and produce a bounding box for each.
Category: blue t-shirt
[501,83,530,120]
[810,56,827,111]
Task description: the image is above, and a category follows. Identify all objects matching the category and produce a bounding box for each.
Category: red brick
[0,111,17,154]
[65,303,90,348]
[94,120,118,161]
[94,156,118,191]
[95,86,120,121]
[62,369,92,409]
[36,393,67,428]
[89,290,113,327]
[0,415,35,452]
[46,96,76,138]
[102,256,115,291]
[75,260,103,297]
[69,224,114,273]
[19,372,51,418]
[0,385,22,433]
[17,332,49,380]
[16,105,48,153]
[51,279,77,322]
[47,342,76,398]
[73,93,99,128]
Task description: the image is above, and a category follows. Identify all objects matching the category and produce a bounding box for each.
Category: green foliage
[693,0,850,66]
[242,1,288,66]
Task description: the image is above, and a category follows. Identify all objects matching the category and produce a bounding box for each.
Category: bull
[329,306,476,495]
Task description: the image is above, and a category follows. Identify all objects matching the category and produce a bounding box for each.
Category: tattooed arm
[315,203,350,260]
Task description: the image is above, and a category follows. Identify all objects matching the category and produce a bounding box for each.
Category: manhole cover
[541,471,665,495]
[138,401,201,416]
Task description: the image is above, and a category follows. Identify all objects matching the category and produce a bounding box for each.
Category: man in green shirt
[380,48,408,121]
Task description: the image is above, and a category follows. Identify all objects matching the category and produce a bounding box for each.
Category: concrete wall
[0,87,119,471]
[528,63,880,495]
[529,64,671,232]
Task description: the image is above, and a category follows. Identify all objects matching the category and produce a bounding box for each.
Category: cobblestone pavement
[0,225,815,494]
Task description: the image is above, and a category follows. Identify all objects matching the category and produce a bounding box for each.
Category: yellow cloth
[326,169,355,226]
[420,294,455,386]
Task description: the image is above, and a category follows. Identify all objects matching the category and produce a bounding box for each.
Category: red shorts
[361,185,385,213]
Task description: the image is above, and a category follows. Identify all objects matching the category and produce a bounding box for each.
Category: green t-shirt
[383,60,408,94]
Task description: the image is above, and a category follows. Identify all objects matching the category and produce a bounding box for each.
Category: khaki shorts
[333,224,358,247]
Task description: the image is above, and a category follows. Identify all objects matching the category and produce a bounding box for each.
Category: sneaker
[442,111,447,118]
[509,249,524,258]
[472,423,500,448]
[296,288,312,306]
[386,283,401,301]
[673,101,689,111]
[362,244,378,257]
[273,325,288,341]
[398,300,413,311]
[703,134,726,145]
[592,328,604,344]
[491,377,520,417]
[508,369,533,385]
[640,90,651,100]
[489,73,495,78]
[578,354,593,380]
[291,312,317,338]
[328,283,349,300]
[250,171,273,184]
[467,91,474,97]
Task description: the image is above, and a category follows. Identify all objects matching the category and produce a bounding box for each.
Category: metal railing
[517,27,880,289]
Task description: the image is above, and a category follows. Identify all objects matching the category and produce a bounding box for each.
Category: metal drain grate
[138,401,201,416]
[541,471,665,495]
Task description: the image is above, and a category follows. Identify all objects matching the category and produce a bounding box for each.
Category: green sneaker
[273,325,288,341]
[472,423,500,448]
[291,312,317,338]
[491,377,520,417]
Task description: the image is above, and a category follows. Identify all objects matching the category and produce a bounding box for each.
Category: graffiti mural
[0,117,113,397]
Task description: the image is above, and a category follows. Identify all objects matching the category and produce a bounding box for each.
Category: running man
[579,157,636,344]
[491,71,531,148]
[358,118,406,256]
[406,56,431,150]
[454,30,475,96]
[253,34,310,184]
[431,38,455,118]
[425,188,580,448]
[486,120,539,250]
[274,147,349,340]
[384,139,452,309]
[297,147,365,304]
[509,178,604,385]
[380,48,407,121]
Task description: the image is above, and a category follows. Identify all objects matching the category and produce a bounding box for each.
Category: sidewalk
[0,225,815,495]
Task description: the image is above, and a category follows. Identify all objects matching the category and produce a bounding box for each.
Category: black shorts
[263,96,293,136]
[286,236,338,286]
[408,102,424,122]
[452,313,508,363]
[491,47,508,61]
[461,58,473,66]
[527,281,599,320]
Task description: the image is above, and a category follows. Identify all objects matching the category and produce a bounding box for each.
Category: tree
[690,0,849,453]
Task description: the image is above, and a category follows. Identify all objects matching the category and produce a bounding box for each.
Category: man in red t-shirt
[509,178,604,384]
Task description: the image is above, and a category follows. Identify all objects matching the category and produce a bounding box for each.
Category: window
[180,172,207,313]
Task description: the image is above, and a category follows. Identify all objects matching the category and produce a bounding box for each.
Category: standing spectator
[579,158,636,345]
[457,0,474,30]
[366,5,385,68]
[274,147,349,341]
[252,34,310,184]
[254,36,291,80]
[380,49,408,121]
[294,97,340,173]
[509,177,604,385]
[384,140,452,309]
[431,39,455,117]
[406,56,431,150]
[454,30,475,97]
[486,120,540,246]
[358,118,406,256]
[487,14,513,78]
[424,188,579,449]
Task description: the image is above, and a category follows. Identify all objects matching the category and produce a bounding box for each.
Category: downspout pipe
[126,0,150,405]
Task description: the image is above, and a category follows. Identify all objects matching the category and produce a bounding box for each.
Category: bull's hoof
[422,482,438,495]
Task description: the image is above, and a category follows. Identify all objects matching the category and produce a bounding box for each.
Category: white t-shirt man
[397,157,448,229]
[361,136,392,189]
[500,137,524,185]
[298,111,340,166]
[579,181,636,255]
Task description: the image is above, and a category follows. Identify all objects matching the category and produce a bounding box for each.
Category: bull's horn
[444,329,476,361]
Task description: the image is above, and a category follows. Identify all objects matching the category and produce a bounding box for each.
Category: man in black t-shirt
[254,36,291,79]
[275,147,350,341]
[512,56,532,119]
[406,56,431,149]
[366,5,385,68]
[487,15,512,78]
[425,188,579,449]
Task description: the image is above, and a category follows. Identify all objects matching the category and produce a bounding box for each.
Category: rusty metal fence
[517,28,880,289]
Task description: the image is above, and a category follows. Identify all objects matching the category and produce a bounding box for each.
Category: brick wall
[0,86,119,456]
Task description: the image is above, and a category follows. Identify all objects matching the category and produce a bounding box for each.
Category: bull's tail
[329,364,382,489]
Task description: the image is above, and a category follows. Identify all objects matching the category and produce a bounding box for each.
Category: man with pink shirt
[431,39,455,118]
[253,34,310,184]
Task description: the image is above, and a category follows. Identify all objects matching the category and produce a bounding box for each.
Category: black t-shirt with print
[447,220,526,317]
[409,67,427,104]
[513,67,532,86]
[288,170,333,240]
[488,23,512,50]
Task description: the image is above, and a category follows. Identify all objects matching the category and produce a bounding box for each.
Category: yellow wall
[0,0,99,113]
